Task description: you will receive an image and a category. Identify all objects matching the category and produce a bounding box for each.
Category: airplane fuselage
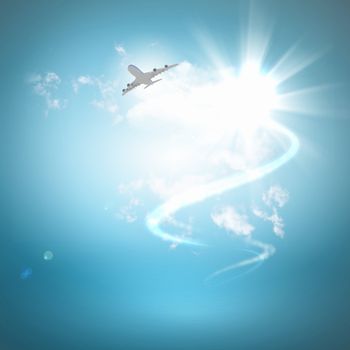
[123,63,177,95]
[128,64,153,85]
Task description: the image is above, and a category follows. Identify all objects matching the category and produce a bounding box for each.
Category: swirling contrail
[205,237,275,282]
[146,120,299,276]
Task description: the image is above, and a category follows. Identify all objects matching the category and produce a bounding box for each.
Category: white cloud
[126,60,277,158]
[252,185,289,237]
[126,62,214,131]
[252,206,285,238]
[77,76,93,84]
[117,175,209,201]
[29,72,67,115]
[269,208,285,237]
[91,99,118,114]
[71,74,121,116]
[30,70,121,117]
[148,175,209,200]
[165,216,193,249]
[209,131,274,171]
[92,78,120,115]
[262,185,289,208]
[117,198,141,223]
[47,98,62,109]
[72,75,94,93]
[117,180,145,223]
[115,44,126,56]
[211,206,254,236]
[118,179,144,195]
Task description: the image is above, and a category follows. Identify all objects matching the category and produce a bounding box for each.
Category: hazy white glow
[142,58,301,279]
[233,61,277,127]
[135,10,324,279]
[146,121,299,247]
[127,60,278,145]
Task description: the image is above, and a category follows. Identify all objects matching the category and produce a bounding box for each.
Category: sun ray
[275,83,338,116]
[241,1,274,69]
[268,42,329,85]
[140,5,325,280]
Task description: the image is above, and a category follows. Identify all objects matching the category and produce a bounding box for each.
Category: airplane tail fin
[144,79,162,89]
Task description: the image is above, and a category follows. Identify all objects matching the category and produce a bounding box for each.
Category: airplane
[122,63,178,95]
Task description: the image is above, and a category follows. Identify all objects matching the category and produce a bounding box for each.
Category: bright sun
[126,59,284,178]
[205,61,278,133]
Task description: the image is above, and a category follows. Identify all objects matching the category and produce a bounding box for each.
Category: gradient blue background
[2,0,350,349]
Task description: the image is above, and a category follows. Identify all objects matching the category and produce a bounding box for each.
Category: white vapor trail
[146,120,299,278]
[205,238,275,283]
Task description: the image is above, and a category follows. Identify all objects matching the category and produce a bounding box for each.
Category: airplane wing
[122,80,140,96]
[148,63,178,79]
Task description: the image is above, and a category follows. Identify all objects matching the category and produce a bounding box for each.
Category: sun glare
[197,61,278,138]
[237,62,278,122]
[128,59,282,177]
[137,6,326,281]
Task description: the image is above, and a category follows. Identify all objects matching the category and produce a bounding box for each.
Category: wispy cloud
[165,216,194,250]
[117,198,141,223]
[208,186,289,281]
[118,179,145,195]
[211,206,255,236]
[114,44,126,56]
[208,205,277,281]
[91,78,120,116]
[252,185,289,237]
[117,180,145,223]
[125,60,276,162]
[209,131,274,171]
[262,185,289,208]
[29,72,67,115]
[91,98,118,114]
[72,75,94,93]
[126,62,214,131]
[117,176,210,202]
[148,175,209,200]
[253,206,285,237]
[116,176,208,233]
[72,75,122,119]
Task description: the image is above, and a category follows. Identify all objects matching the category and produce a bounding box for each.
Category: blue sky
[2,0,350,349]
